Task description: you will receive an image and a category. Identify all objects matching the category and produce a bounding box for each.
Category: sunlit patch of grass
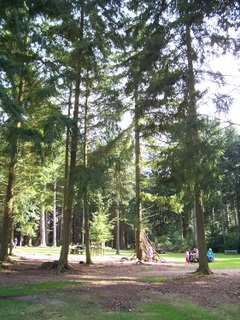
[103,299,236,320]
[162,252,240,268]
[12,247,239,270]
[132,299,237,320]
[138,277,167,283]
[216,302,240,319]
[0,281,84,296]
[207,255,240,269]
[0,279,238,320]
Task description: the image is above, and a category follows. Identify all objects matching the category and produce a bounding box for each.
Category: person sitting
[207,248,214,262]
[191,248,199,261]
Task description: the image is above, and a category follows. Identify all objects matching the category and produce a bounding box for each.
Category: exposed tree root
[1,256,17,264]
[193,269,213,276]
[0,263,9,270]
[39,260,75,272]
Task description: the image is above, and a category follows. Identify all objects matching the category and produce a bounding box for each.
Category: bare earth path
[0,251,239,313]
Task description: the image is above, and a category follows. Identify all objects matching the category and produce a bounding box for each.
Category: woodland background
[0,1,240,270]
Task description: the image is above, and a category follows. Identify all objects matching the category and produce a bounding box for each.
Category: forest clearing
[0,248,239,319]
[1,2,240,312]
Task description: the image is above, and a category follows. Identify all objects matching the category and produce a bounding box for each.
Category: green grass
[138,276,167,283]
[12,246,240,269]
[161,252,240,269]
[206,253,240,269]
[13,247,239,269]
[1,248,238,319]
[0,281,81,296]
[0,281,238,320]
[13,245,133,257]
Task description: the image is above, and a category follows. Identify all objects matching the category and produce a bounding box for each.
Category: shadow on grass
[0,280,238,320]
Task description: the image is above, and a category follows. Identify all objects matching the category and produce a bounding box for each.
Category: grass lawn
[161,252,240,269]
[0,280,238,320]
[0,247,239,320]
[12,246,240,268]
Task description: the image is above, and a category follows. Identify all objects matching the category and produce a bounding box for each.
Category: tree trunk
[0,29,26,259]
[115,173,120,254]
[134,87,142,260]
[40,187,47,247]
[185,22,211,274]
[58,10,84,270]
[59,63,80,268]
[84,190,92,264]
[235,177,240,235]
[83,68,93,265]
[0,139,17,261]
[195,192,211,274]
[53,179,57,247]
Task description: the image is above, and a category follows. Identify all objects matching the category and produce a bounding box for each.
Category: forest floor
[0,250,240,314]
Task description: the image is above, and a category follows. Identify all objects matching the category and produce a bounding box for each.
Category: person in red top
[185,249,191,265]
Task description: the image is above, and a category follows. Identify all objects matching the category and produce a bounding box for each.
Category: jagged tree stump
[40,260,74,272]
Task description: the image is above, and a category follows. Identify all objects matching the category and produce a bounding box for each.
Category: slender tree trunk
[179,212,183,239]
[220,190,226,246]
[210,206,215,235]
[84,191,92,264]
[53,179,57,247]
[59,105,78,266]
[82,204,85,244]
[45,211,48,245]
[134,87,142,260]
[115,172,120,254]
[60,84,72,250]
[185,22,211,274]
[195,191,210,274]
[83,68,93,265]
[59,92,79,266]
[0,31,26,260]
[0,133,18,261]
[40,185,47,247]
[235,177,240,235]
[9,220,13,255]
[58,11,84,269]
[193,200,197,245]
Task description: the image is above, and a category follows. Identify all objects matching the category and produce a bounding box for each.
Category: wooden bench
[224,250,238,254]
[70,248,85,255]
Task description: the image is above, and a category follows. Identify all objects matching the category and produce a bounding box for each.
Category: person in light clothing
[207,248,214,262]
[147,247,153,262]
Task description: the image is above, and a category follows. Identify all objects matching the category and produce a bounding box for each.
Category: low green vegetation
[138,276,167,283]
[11,246,239,269]
[161,252,240,269]
[1,248,238,319]
[0,280,238,320]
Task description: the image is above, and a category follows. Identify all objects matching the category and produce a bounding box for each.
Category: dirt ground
[0,251,240,313]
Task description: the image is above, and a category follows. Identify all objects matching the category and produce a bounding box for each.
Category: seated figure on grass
[190,248,199,262]
[207,248,214,262]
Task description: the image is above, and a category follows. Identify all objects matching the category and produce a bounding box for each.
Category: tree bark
[115,172,120,254]
[134,86,142,260]
[40,185,47,247]
[0,139,17,261]
[185,22,211,274]
[195,191,211,274]
[53,179,57,247]
[58,10,84,269]
[83,68,93,265]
